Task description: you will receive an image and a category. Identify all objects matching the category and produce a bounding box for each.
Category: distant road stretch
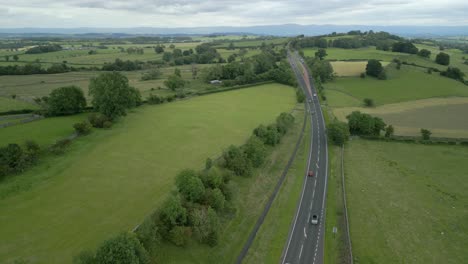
[281,51,329,264]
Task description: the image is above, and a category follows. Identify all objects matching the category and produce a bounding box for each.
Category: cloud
[0,0,466,27]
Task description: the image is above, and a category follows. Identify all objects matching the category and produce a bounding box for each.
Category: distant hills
[0,24,467,38]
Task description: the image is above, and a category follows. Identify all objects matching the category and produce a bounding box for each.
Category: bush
[377,70,387,80]
[92,232,149,264]
[135,214,160,251]
[147,94,165,105]
[276,112,295,136]
[363,98,374,107]
[88,113,110,128]
[73,121,92,135]
[47,86,87,116]
[366,59,383,78]
[50,139,72,155]
[169,226,192,247]
[296,88,305,103]
[103,121,112,129]
[360,72,366,78]
[175,169,205,203]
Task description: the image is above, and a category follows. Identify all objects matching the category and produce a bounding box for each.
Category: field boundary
[235,103,307,264]
[341,145,353,264]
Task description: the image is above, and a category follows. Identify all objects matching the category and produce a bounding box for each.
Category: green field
[0,97,38,112]
[0,83,296,264]
[345,139,468,263]
[303,47,408,62]
[332,97,468,138]
[243,109,310,263]
[154,104,305,264]
[325,64,468,106]
[331,61,390,77]
[0,113,88,146]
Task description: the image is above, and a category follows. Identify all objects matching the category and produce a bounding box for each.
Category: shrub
[366,59,383,78]
[296,88,305,103]
[147,94,164,105]
[103,121,112,129]
[169,226,192,247]
[435,52,450,66]
[50,139,72,155]
[360,72,366,78]
[88,113,110,128]
[47,86,86,116]
[377,70,387,80]
[73,121,92,135]
[276,112,295,135]
[363,98,374,107]
[135,214,160,251]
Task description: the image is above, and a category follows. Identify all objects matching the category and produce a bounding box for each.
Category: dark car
[308,170,314,177]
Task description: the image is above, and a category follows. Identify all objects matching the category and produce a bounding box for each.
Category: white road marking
[304,227,307,238]
[299,243,304,259]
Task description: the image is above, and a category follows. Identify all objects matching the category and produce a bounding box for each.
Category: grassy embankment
[0,83,295,264]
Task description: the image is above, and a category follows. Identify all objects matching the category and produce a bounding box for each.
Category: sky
[0,0,467,28]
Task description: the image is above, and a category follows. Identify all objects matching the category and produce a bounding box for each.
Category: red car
[308,170,314,177]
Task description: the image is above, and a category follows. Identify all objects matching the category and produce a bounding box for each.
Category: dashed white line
[299,243,304,260]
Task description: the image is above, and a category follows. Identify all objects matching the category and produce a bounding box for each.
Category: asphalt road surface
[281,51,329,264]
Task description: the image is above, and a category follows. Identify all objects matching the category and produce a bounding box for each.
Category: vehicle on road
[313,93,317,97]
[310,214,318,225]
[308,98,312,103]
[308,170,314,177]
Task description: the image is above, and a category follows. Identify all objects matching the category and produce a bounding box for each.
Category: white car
[313,93,317,97]
[310,214,318,225]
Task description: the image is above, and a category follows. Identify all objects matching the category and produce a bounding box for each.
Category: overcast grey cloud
[0,0,467,28]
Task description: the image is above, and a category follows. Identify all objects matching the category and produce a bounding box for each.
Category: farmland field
[333,97,468,138]
[0,64,213,104]
[345,139,468,263]
[0,97,38,112]
[331,61,390,76]
[0,113,88,146]
[325,65,468,106]
[0,83,296,264]
[303,47,409,62]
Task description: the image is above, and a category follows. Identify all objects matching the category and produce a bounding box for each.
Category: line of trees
[25,44,62,54]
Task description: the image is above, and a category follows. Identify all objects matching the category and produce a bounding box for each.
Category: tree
[47,86,86,116]
[93,232,149,264]
[418,49,431,58]
[175,169,205,203]
[222,145,252,177]
[162,52,173,62]
[164,74,185,91]
[307,58,334,82]
[296,88,305,103]
[159,194,187,231]
[421,129,432,140]
[391,41,418,54]
[243,136,267,168]
[200,167,223,189]
[88,72,139,119]
[363,98,374,107]
[385,125,394,138]
[366,59,383,78]
[155,45,164,54]
[174,68,181,77]
[13,55,19,61]
[190,207,220,246]
[4,55,9,62]
[314,48,327,60]
[228,42,235,50]
[327,121,350,145]
[227,54,236,63]
[207,188,225,211]
[346,111,386,136]
[435,52,450,65]
[276,112,295,135]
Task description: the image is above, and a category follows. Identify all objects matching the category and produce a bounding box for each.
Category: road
[281,51,328,264]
